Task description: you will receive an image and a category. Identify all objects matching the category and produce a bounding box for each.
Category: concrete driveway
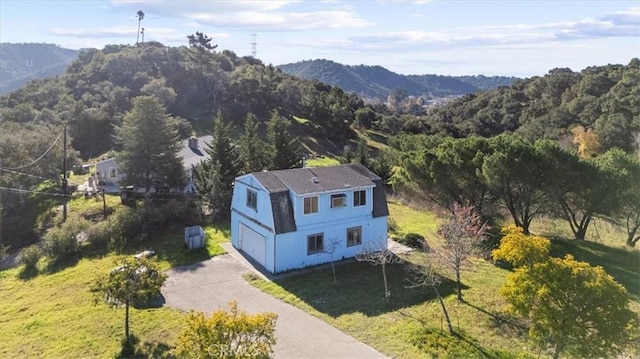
[162,252,387,359]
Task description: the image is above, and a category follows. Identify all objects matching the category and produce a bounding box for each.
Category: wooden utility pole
[62,124,68,222]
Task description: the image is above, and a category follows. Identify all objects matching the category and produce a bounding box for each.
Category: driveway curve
[162,254,387,359]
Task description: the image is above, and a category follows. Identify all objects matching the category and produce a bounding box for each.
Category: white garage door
[239,223,266,267]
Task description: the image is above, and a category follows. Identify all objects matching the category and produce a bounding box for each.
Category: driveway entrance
[162,254,387,359]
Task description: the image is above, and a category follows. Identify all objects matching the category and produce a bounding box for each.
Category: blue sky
[1,0,638,77]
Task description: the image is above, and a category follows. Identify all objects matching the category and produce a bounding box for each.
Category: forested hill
[0,43,78,94]
[0,42,365,161]
[277,59,518,100]
[395,59,640,154]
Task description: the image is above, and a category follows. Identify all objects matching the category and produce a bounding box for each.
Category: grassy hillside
[1,197,637,358]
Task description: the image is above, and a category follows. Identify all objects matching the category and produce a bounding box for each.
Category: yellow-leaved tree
[491,225,550,268]
[500,255,637,359]
[175,301,277,359]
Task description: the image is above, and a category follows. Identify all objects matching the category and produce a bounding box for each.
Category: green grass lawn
[247,201,640,359]
[0,223,230,358]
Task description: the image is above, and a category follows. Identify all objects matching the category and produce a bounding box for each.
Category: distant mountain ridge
[0,43,79,94]
[277,59,518,100]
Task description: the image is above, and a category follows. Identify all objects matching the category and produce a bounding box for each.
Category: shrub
[401,232,429,251]
[20,245,41,272]
[107,207,142,251]
[42,218,89,262]
[388,217,399,234]
[85,222,110,253]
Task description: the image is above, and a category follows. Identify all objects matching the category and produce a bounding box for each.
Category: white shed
[184,226,205,249]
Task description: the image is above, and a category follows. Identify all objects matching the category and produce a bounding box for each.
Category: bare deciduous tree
[324,236,342,284]
[356,239,402,301]
[437,203,489,302]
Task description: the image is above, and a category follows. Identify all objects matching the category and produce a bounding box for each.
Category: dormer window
[354,190,366,207]
[246,189,257,210]
[331,193,346,208]
[304,196,318,214]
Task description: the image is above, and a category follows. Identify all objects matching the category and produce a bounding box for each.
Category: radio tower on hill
[251,33,257,58]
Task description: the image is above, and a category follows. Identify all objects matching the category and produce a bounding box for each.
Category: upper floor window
[304,196,318,214]
[109,167,118,179]
[347,226,362,247]
[246,189,257,210]
[354,190,366,207]
[307,233,324,254]
[331,193,346,208]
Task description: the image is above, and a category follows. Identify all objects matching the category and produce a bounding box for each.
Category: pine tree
[238,112,266,174]
[266,110,300,170]
[194,111,239,218]
[115,96,184,191]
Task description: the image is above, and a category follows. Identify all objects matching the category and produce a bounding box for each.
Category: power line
[1,129,64,170]
[0,168,58,182]
[0,186,72,197]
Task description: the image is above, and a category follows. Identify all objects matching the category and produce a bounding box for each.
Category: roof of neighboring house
[253,163,378,195]
[179,135,213,168]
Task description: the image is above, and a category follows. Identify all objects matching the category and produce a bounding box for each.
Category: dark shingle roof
[254,163,377,195]
[179,135,213,168]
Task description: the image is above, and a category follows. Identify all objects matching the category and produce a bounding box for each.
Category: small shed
[184,226,205,249]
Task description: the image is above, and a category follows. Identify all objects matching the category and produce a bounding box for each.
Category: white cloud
[49,25,180,39]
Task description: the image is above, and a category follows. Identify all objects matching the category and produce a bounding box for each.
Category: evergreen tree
[266,110,300,170]
[115,96,184,191]
[194,111,239,218]
[238,112,267,174]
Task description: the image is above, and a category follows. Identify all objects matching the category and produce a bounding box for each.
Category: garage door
[239,223,266,267]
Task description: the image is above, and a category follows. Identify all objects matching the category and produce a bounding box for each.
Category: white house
[92,135,212,192]
[230,163,389,274]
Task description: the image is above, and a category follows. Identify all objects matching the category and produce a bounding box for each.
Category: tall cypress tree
[194,111,239,218]
[266,110,300,170]
[238,112,266,174]
[115,96,184,191]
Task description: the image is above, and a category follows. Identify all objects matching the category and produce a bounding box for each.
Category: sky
[1,0,639,77]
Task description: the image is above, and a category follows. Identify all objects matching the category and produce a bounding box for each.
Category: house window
[307,233,324,254]
[246,189,257,210]
[347,226,362,247]
[304,196,318,214]
[109,167,117,179]
[354,190,366,207]
[331,193,346,208]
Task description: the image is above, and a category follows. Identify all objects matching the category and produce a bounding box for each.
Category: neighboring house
[91,135,213,192]
[180,135,213,193]
[94,158,126,186]
[231,163,389,274]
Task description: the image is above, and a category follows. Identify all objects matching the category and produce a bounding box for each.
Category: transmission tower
[251,33,257,58]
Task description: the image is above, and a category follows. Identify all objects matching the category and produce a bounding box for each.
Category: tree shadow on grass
[271,260,461,318]
[464,301,528,337]
[411,327,520,359]
[17,266,39,281]
[550,238,640,298]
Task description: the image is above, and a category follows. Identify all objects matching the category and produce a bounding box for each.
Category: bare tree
[324,237,342,284]
[356,239,402,301]
[437,203,489,302]
[405,261,454,334]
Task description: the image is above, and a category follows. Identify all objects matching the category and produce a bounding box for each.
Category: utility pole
[62,125,68,222]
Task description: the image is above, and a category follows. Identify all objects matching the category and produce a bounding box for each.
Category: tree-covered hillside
[378,60,640,153]
[277,59,518,100]
[0,43,78,94]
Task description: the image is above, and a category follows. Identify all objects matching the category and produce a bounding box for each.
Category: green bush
[20,245,41,272]
[401,232,429,251]
[85,222,110,253]
[42,218,89,262]
[388,217,399,234]
[107,207,142,251]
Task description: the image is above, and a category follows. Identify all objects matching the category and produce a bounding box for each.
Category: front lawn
[0,223,230,358]
[247,201,640,358]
